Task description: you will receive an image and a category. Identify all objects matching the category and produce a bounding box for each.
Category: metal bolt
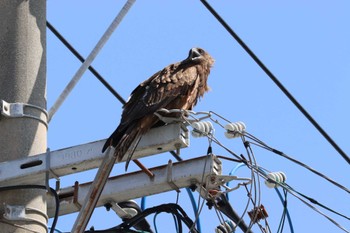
[104,203,112,211]
[189,184,197,192]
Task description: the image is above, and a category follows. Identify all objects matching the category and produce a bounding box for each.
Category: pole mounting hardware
[0,100,48,128]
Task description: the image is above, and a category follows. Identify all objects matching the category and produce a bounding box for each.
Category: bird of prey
[102,47,215,169]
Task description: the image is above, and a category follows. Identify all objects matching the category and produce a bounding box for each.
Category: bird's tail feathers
[113,122,145,170]
[123,134,143,171]
[102,137,112,153]
[102,124,127,153]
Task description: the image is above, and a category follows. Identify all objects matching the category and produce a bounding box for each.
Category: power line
[46,21,126,105]
[244,132,350,194]
[200,0,350,165]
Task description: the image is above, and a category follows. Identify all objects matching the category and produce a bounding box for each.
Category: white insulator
[265,171,287,188]
[224,121,246,139]
[191,121,213,138]
[215,219,236,233]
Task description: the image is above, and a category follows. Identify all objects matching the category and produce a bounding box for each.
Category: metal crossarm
[46,155,229,218]
[0,123,188,186]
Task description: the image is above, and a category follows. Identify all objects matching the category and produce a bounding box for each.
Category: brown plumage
[102,47,214,169]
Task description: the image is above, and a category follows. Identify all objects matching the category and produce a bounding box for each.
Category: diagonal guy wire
[48,0,135,122]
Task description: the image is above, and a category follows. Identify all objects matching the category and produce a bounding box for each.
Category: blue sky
[47,1,350,232]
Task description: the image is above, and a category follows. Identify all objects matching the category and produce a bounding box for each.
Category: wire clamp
[166,160,181,193]
[220,175,252,194]
[0,99,48,128]
[154,108,186,124]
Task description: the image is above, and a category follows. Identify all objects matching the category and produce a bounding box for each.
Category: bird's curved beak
[188,48,201,60]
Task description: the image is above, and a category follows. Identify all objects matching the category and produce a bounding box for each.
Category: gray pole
[0,1,47,232]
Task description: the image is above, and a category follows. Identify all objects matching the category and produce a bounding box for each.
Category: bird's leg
[133,159,155,179]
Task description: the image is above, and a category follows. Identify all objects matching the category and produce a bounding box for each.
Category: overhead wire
[244,131,350,194]
[46,0,350,229]
[251,157,349,232]
[279,183,350,233]
[284,183,350,221]
[249,151,350,232]
[200,0,350,165]
[243,138,350,220]
[46,21,126,105]
[226,162,295,233]
[253,160,349,232]
[186,109,349,232]
[244,140,263,232]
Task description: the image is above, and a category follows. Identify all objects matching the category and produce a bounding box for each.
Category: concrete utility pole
[0,1,47,232]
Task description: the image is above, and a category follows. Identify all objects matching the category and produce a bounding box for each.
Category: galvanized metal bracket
[0,99,48,128]
[3,205,26,221]
[3,204,48,229]
[166,160,181,192]
[109,202,135,219]
[45,148,60,192]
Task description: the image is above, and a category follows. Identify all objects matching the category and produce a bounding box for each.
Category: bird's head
[185,47,215,68]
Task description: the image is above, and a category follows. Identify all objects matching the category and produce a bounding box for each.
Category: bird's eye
[197,48,204,54]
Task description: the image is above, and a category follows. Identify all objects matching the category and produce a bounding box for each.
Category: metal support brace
[166,160,181,192]
[109,202,134,219]
[71,147,117,233]
[0,100,48,128]
[45,148,60,192]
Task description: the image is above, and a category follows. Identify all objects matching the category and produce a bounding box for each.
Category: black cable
[200,0,350,165]
[215,194,253,233]
[244,131,350,193]
[275,150,350,194]
[46,21,126,105]
[253,163,350,232]
[280,183,350,233]
[170,150,183,162]
[117,203,199,233]
[246,135,350,194]
[0,185,60,233]
[284,184,350,221]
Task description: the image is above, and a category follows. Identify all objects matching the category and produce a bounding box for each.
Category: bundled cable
[116,203,199,233]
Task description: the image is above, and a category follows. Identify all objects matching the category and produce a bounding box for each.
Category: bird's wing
[120,63,199,126]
